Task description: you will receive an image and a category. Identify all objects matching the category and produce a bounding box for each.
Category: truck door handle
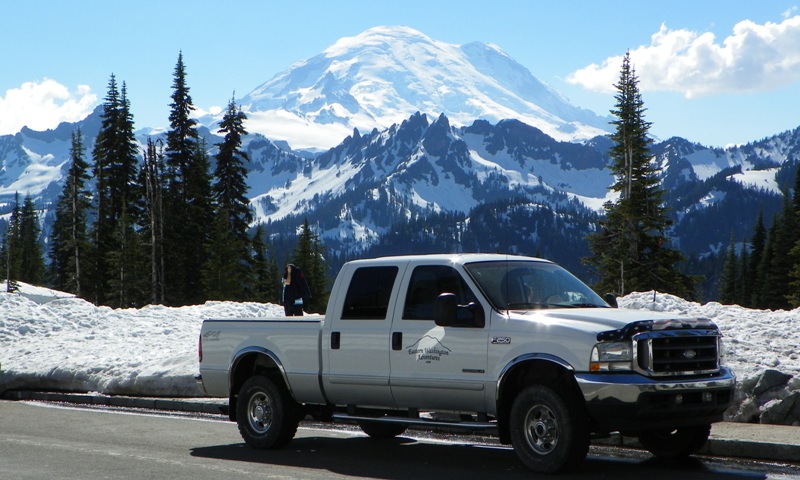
[331,331,340,350]
[392,332,402,351]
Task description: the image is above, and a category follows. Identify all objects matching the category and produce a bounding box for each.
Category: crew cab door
[389,264,489,412]
[321,263,405,407]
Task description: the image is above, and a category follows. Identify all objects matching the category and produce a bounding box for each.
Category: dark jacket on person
[282,264,311,316]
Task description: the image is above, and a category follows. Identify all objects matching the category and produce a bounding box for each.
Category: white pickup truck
[198,254,735,473]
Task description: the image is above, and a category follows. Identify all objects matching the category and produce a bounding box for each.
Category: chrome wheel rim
[523,403,559,455]
[247,391,273,434]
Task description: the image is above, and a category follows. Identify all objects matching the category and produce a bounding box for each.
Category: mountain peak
[323,25,434,56]
[237,26,612,151]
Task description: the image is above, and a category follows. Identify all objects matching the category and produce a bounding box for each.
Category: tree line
[2,53,328,312]
[719,180,800,310]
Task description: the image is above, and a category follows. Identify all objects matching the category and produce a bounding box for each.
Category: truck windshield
[463,260,609,310]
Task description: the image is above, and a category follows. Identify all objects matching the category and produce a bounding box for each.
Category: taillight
[198,334,203,363]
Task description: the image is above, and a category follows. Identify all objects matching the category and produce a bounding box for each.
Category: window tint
[341,266,398,319]
[403,265,477,320]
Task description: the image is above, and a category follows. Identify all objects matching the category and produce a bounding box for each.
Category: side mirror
[604,293,618,308]
[434,293,485,328]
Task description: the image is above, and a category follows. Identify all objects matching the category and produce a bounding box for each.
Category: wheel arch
[228,347,290,421]
[495,354,584,444]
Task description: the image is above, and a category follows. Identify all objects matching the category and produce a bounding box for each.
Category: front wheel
[236,375,300,449]
[638,424,711,459]
[509,384,589,474]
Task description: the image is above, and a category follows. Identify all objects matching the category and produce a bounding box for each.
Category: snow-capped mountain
[1,26,798,298]
[233,26,612,151]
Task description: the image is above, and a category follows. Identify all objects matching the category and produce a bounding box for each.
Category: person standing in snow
[282,264,311,316]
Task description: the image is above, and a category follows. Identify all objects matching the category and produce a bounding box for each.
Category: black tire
[509,384,589,474]
[638,424,711,459]
[358,421,408,439]
[236,375,300,449]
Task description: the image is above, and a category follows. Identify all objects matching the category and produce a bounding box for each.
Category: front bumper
[575,366,736,435]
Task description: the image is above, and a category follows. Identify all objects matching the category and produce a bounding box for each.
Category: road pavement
[5,390,799,466]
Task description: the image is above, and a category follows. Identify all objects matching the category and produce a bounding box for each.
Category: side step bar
[331,413,498,433]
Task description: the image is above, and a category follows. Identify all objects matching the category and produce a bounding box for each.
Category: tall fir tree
[49,128,92,296]
[89,75,120,303]
[202,96,253,300]
[163,52,212,305]
[585,52,694,298]
[90,76,144,306]
[213,95,252,234]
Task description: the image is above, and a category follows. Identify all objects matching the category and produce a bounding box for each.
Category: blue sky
[2,0,799,147]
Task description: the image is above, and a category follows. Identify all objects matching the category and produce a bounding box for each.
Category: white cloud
[0,79,97,135]
[566,15,800,98]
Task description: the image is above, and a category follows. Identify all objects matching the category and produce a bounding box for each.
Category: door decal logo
[405,335,452,363]
[491,337,511,345]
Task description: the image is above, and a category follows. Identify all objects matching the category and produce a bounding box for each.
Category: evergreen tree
[202,96,253,300]
[18,195,44,284]
[585,52,694,298]
[756,217,781,309]
[105,204,147,307]
[291,219,329,313]
[737,246,751,307]
[202,207,250,300]
[1,194,45,286]
[2,194,22,287]
[163,52,212,305]
[49,128,92,296]
[213,95,252,234]
[90,76,142,305]
[140,138,166,304]
[2,223,20,294]
[749,210,767,306]
[719,236,738,305]
[786,165,800,307]
[251,225,281,303]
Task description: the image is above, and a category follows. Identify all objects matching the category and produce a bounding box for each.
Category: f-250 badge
[405,335,452,363]
[491,337,511,345]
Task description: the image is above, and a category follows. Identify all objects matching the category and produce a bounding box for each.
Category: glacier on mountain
[236,26,612,151]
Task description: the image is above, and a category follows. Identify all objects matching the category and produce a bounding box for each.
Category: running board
[331,413,498,432]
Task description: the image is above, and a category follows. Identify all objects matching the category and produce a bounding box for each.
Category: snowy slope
[237,26,612,151]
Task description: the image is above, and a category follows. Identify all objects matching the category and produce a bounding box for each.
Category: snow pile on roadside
[1,285,798,423]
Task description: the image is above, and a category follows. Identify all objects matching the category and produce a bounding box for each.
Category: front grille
[634,330,720,376]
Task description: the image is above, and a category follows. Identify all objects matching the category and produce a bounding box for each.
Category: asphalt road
[1,400,798,479]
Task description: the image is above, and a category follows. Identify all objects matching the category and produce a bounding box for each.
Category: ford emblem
[682,349,697,359]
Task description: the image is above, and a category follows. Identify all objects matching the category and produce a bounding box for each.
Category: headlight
[590,341,632,372]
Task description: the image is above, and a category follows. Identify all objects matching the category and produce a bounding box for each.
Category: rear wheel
[236,375,300,449]
[638,424,711,459]
[358,420,408,439]
[509,384,589,474]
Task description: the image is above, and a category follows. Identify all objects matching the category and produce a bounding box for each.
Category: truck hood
[510,307,700,334]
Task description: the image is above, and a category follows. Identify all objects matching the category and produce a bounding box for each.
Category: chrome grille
[634,329,720,376]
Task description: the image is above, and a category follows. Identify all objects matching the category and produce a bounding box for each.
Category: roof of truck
[344,253,554,266]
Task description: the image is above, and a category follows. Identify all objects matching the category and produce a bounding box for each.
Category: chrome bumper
[575,367,736,434]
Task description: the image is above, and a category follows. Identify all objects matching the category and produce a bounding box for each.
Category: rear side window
[341,266,399,319]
